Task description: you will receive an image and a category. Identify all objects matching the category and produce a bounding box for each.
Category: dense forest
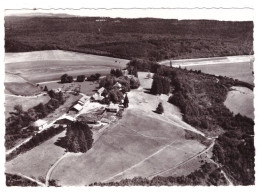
[5,16,253,61]
[127,60,255,185]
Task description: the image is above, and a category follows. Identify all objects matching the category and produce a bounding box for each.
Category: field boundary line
[147,141,215,178]
[10,173,46,187]
[102,140,178,183]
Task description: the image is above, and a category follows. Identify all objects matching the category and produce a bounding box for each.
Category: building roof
[113,82,122,88]
[79,96,90,104]
[98,87,105,94]
[106,103,119,110]
[92,93,104,101]
[73,104,83,111]
[34,119,47,127]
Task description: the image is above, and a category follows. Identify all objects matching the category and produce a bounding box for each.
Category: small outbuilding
[72,103,83,112]
[33,119,47,131]
[106,103,119,113]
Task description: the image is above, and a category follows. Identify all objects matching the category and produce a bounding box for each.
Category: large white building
[33,119,47,131]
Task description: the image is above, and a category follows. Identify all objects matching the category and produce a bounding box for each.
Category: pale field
[4,73,42,96]
[5,50,129,83]
[224,86,254,120]
[50,72,206,186]
[5,130,66,181]
[40,81,99,96]
[160,56,254,84]
[5,95,50,118]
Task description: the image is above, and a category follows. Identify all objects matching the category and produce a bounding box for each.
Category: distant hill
[5,16,253,60]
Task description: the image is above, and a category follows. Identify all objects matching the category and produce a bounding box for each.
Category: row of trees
[6,126,65,161]
[61,73,102,83]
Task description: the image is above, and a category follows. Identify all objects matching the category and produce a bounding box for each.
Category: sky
[5,8,254,21]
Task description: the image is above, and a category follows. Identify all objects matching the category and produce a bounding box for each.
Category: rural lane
[45,152,71,186]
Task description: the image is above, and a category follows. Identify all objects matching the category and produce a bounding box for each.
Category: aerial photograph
[4,8,254,187]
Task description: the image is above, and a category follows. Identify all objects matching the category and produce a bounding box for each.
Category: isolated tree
[43,85,48,92]
[61,74,69,83]
[123,94,129,108]
[156,102,164,114]
[14,105,23,115]
[77,75,85,82]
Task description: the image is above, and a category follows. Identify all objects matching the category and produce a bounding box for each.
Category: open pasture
[5,73,42,96]
[51,109,206,186]
[224,86,254,119]
[5,94,50,118]
[5,130,66,181]
[160,56,254,84]
[5,50,129,83]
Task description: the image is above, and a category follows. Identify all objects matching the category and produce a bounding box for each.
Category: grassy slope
[5,95,50,118]
[50,72,207,186]
[5,73,42,96]
[5,50,129,82]
[5,131,66,180]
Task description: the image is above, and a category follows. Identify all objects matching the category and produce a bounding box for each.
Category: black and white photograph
[1,0,258,190]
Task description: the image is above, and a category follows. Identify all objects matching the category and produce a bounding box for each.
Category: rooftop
[34,119,47,127]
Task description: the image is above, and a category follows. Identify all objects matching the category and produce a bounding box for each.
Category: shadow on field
[143,88,151,94]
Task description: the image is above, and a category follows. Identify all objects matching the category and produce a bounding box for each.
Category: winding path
[45,153,70,186]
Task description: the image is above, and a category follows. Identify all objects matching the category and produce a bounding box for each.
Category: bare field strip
[5,50,129,83]
[160,56,254,84]
[5,131,66,181]
[39,81,99,96]
[224,86,254,119]
[5,73,42,96]
[5,95,50,118]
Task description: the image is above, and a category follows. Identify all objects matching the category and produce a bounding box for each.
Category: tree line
[6,125,65,161]
[124,59,255,185]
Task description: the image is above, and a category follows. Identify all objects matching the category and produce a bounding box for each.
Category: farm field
[5,73,42,96]
[224,86,254,120]
[5,94,50,118]
[160,56,254,84]
[39,81,99,96]
[5,50,129,83]
[50,72,208,186]
[5,130,66,182]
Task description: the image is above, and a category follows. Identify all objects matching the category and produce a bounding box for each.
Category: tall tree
[156,102,164,114]
[123,94,129,108]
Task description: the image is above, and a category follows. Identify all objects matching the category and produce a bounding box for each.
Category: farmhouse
[106,103,119,113]
[53,88,62,93]
[55,115,75,127]
[113,82,122,89]
[33,119,47,131]
[97,87,105,95]
[72,103,83,112]
[78,96,90,106]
